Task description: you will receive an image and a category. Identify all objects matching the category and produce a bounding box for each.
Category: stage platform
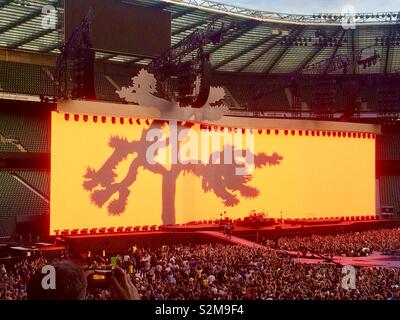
[199,231,400,268]
[293,252,400,268]
[60,219,400,255]
[233,219,400,242]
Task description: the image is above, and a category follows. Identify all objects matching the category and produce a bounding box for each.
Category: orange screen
[50,112,376,234]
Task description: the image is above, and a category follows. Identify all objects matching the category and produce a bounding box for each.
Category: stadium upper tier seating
[0,61,54,96]
[2,60,400,113]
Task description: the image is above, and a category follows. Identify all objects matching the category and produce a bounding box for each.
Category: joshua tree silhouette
[83,121,283,225]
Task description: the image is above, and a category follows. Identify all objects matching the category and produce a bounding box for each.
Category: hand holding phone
[86,269,114,288]
[110,267,140,300]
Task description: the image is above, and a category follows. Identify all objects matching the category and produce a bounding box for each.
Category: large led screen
[64,0,171,57]
[50,112,376,233]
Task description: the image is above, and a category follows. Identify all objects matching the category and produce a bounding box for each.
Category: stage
[60,219,400,255]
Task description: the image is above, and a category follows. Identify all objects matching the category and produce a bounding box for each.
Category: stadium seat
[89,228,97,235]
[133,226,141,232]
[107,227,115,233]
[117,227,124,233]
[80,228,88,235]
[124,226,132,233]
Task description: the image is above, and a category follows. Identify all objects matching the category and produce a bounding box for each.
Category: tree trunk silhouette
[161,167,179,225]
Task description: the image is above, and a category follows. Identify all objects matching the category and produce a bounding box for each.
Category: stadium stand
[1,56,400,113]
[13,171,50,199]
[94,73,125,103]
[0,112,50,153]
[379,176,400,214]
[377,131,400,161]
[0,171,48,222]
[0,138,20,152]
[0,61,54,96]
[2,0,400,305]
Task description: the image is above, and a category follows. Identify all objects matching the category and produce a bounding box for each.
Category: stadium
[0,0,400,302]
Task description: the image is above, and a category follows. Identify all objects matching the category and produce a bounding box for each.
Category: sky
[217,1,400,14]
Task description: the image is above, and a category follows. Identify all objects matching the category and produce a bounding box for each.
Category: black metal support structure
[55,9,96,100]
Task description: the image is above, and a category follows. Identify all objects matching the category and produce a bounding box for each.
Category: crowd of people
[0,257,47,300]
[94,244,400,300]
[269,228,400,257]
[1,238,399,300]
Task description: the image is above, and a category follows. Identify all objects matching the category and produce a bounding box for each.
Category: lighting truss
[162,0,400,26]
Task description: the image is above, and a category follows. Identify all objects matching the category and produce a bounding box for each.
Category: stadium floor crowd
[1,228,400,300]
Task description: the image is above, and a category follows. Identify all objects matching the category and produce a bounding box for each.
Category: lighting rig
[357,50,380,69]
[147,16,254,108]
[280,30,346,47]
[375,35,400,46]
[55,9,96,100]
[375,14,400,47]
[302,45,380,74]
[245,44,381,119]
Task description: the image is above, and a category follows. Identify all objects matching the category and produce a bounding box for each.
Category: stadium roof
[0,0,400,74]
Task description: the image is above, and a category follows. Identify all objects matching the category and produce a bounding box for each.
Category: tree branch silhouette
[83,123,283,224]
